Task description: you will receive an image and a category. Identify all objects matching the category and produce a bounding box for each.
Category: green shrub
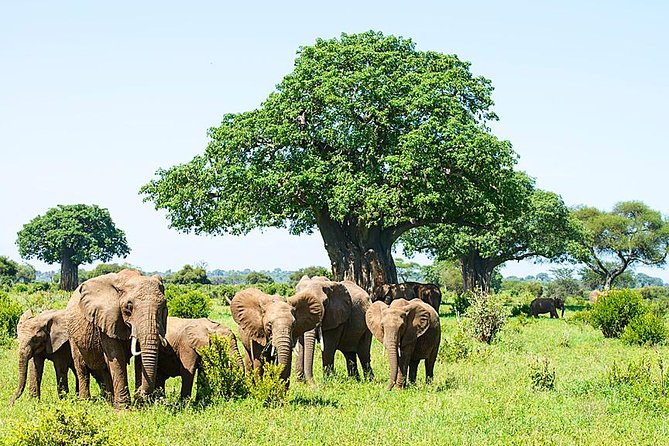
[510,302,531,317]
[569,309,592,325]
[248,363,289,408]
[165,286,211,318]
[621,312,667,346]
[3,400,111,446]
[439,323,474,362]
[0,291,23,343]
[196,335,248,404]
[638,286,669,301]
[605,356,669,411]
[452,292,471,315]
[590,288,644,338]
[465,292,506,344]
[646,298,669,317]
[529,356,555,391]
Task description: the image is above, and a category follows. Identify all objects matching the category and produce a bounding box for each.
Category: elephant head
[10,309,69,405]
[182,319,245,371]
[371,284,392,304]
[231,288,323,382]
[366,299,432,390]
[77,269,167,399]
[554,298,565,318]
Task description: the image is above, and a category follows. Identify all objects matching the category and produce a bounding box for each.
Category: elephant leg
[180,368,195,400]
[30,356,45,399]
[72,350,91,400]
[134,356,143,396]
[425,354,437,384]
[53,356,70,397]
[321,326,344,378]
[343,352,360,380]
[294,335,305,382]
[408,360,419,385]
[104,352,130,409]
[357,332,373,380]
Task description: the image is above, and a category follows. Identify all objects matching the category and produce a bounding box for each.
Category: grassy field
[1,302,669,445]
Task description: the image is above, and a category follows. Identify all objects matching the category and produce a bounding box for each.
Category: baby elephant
[154,317,245,399]
[10,309,72,405]
[530,297,564,318]
[366,299,441,390]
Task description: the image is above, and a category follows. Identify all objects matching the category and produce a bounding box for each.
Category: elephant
[372,282,442,312]
[154,317,245,399]
[530,297,564,318]
[366,299,441,390]
[66,269,168,409]
[230,288,323,386]
[10,309,71,405]
[293,275,374,384]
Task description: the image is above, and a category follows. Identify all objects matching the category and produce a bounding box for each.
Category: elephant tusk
[294,342,301,355]
[271,345,276,358]
[317,327,324,351]
[159,335,167,347]
[397,347,401,359]
[131,336,142,356]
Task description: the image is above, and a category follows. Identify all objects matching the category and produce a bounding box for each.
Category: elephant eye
[123,302,133,315]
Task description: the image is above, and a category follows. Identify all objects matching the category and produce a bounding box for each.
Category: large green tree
[571,201,669,290]
[16,204,130,291]
[403,182,582,293]
[141,31,521,290]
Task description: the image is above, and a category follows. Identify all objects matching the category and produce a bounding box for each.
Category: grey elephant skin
[231,288,323,386]
[372,282,442,312]
[155,317,245,399]
[10,309,72,405]
[66,269,168,409]
[366,299,441,390]
[530,297,564,318]
[294,276,374,384]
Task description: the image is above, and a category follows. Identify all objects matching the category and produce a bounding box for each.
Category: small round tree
[16,204,130,291]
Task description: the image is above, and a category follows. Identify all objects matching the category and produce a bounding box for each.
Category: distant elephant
[10,309,71,405]
[293,276,374,384]
[589,290,603,304]
[154,317,245,399]
[66,269,168,409]
[366,299,441,390]
[530,297,564,318]
[372,282,441,312]
[231,288,323,386]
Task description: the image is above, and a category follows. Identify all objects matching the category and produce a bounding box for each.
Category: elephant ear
[78,273,130,340]
[185,322,213,350]
[231,289,273,344]
[288,293,324,338]
[365,301,387,343]
[17,309,33,330]
[46,311,69,354]
[403,301,433,347]
[321,282,352,331]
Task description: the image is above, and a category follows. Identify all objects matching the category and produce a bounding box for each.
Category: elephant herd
[9,270,444,409]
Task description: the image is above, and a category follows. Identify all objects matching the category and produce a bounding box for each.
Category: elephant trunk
[228,334,245,372]
[385,334,400,391]
[135,325,160,399]
[303,328,317,384]
[273,328,293,383]
[10,346,31,406]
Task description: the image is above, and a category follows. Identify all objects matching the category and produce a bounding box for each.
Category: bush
[165,286,211,318]
[638,286,669,301]
[438,323,474,362]
[605,355,669,411]
[590,288,644,338]
[248,363,289,408]
[452,292,471,315]
[529,356,556,391]
[0,291,23,343]
[196,335,248,404]
[3,400,111,446]
[465,292,506,344]
[510,302,531,317]
[621,312,667,346]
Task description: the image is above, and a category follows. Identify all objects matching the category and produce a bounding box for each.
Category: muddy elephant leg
[408,360,420,385]
[105,353,130,408]
[357,332,373,380]
[30,356,45,399]
[343,352,360,380]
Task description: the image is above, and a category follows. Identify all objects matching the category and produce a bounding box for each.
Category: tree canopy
[166,264,210,284]
[402,178,582,293]
[16,204,130,291]
[141,31,522,290]
[571,201,669,290]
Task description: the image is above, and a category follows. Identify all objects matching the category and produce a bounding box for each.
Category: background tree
[571,201,669,290]
[394,258,424,282]
[288,266,332,286]
[166,264,210,284]
[16,204,130,291]
[140,31,521,291]
[0,257,19,285]
[87,263,130,279]
[244,271,274,285]
[15,263,36,284]
[403,184,582,293]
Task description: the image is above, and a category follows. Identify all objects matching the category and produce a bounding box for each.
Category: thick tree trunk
[316,213,397,293]
[60,249,79,291]
[460,249,498,295]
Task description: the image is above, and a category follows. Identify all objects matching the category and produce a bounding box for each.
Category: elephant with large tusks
[66,269,168,409]
[153,317,245,399]
[231,288,323,387]
[293,275,374,384]
[366,299,441,390]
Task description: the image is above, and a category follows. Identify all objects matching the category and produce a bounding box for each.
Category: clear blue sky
[1,1,668,280]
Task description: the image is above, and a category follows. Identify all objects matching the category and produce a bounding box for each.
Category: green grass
[2,302,669,445]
